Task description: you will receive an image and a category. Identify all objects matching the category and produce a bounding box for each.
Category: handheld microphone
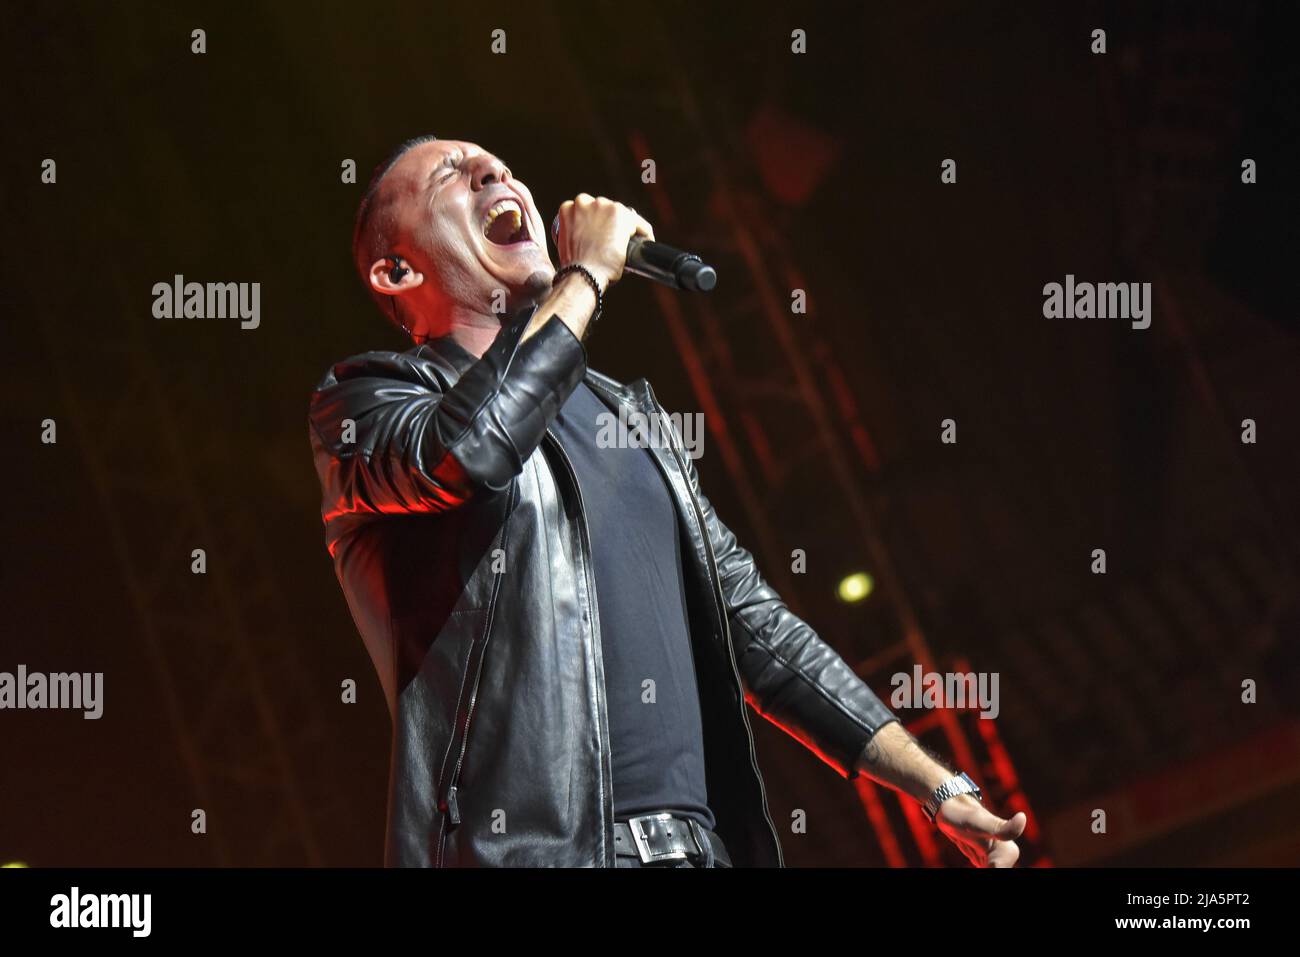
[550,214,717,293]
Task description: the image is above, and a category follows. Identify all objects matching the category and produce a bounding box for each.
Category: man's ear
[368,258,425,296]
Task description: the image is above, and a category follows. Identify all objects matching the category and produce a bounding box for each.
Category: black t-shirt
[550,381,715,830]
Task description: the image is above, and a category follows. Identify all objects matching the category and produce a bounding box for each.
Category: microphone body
[623,237,717,293]
[550,214,717,292]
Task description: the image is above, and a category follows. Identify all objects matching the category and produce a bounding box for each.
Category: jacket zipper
[434,480,518,866]
[543,428,616,867]
[644,382,785,867]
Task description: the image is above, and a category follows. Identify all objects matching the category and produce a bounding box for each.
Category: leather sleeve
[308,313,587,521]
[680,450,900,780]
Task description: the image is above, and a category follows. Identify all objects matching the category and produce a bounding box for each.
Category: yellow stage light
[837,572,874,603]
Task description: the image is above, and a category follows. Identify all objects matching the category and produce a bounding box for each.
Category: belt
[612,811,732,867]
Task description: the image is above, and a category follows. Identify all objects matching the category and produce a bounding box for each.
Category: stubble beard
[519,268,555,310]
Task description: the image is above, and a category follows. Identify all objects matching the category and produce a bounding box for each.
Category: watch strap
[922,771,982,822]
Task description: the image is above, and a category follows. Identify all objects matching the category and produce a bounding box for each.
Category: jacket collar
[415,304,538,382]
[415,303,638,404]
[418,329,481,381]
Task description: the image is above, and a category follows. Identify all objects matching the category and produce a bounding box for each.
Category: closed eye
[437,153,463,183]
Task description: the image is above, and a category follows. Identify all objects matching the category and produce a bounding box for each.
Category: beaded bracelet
[553,263,605,323]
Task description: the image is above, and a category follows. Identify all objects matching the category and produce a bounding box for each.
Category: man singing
[307,135,1026,868]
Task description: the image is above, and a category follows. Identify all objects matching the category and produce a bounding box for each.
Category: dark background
[2,0,1297,867]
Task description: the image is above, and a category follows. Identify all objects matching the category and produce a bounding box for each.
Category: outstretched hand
[934,795,1026,867]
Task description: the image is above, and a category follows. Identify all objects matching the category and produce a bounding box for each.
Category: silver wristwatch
[921,771,982,822]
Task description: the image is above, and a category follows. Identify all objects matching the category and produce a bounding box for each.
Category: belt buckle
[627,812,689,865]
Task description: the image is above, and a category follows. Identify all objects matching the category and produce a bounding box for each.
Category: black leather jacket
[307,304,900,867]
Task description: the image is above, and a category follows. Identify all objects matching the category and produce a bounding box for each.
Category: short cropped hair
[351,134,439,326]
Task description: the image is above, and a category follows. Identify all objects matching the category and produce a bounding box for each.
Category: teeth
[483,199,523,231]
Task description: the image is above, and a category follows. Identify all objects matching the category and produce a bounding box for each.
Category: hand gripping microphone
[551,214,717,293]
